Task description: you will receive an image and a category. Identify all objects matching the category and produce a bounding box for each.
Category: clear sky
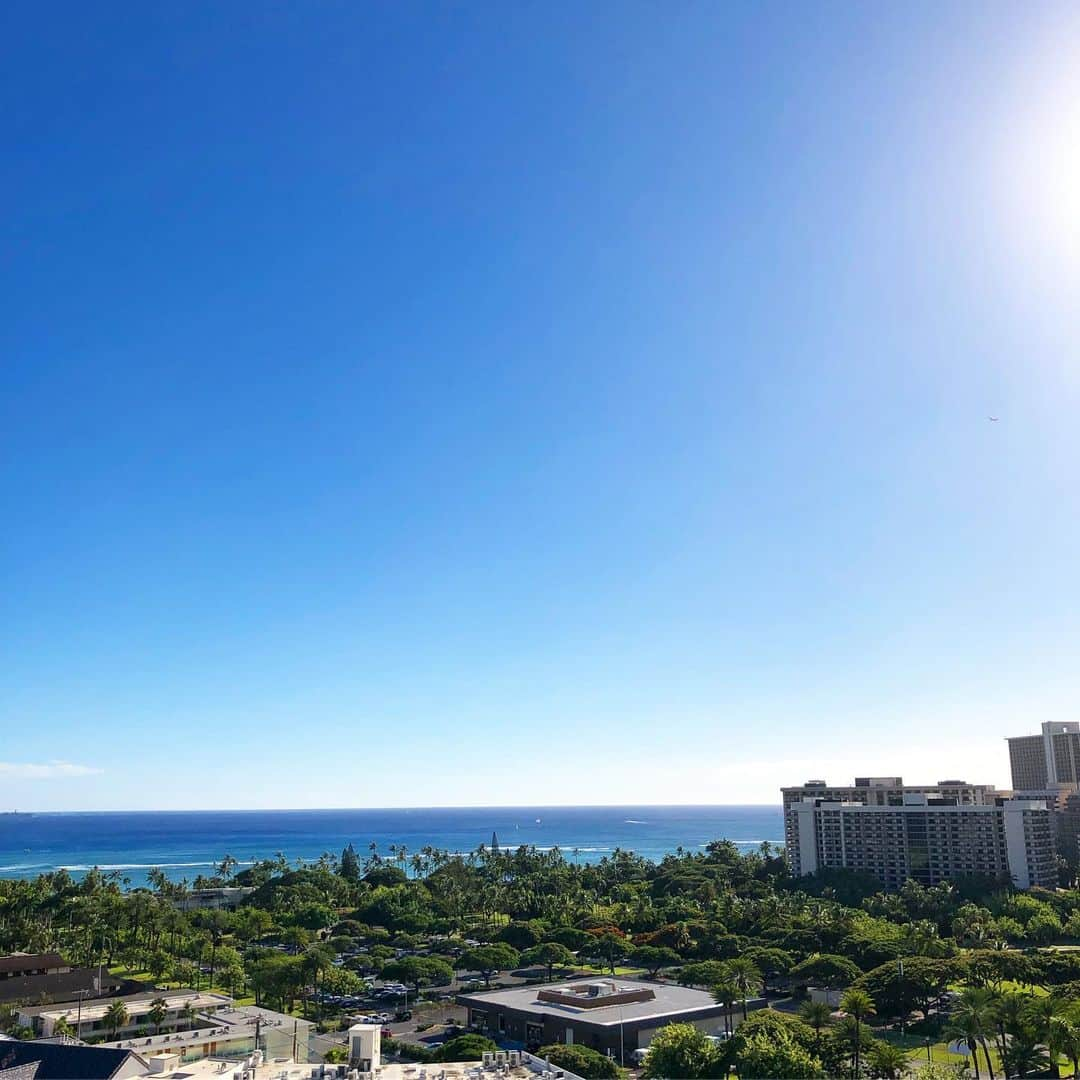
[4,3,1080,811]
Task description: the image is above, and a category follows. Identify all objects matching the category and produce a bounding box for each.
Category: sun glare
[996,39,1080,289]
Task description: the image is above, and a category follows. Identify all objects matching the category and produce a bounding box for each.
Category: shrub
[537,1044,620,1079]
[430,1034,498,1062]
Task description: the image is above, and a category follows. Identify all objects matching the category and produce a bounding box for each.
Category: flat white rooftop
[149,1060,564,1080]
[459,977,735,1026]
[34,991,229,1024]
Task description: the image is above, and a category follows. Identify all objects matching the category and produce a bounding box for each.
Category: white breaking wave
[698,840,786,848]
[58,860,257,872]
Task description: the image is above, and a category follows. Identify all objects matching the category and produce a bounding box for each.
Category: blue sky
[4,3,1080,810]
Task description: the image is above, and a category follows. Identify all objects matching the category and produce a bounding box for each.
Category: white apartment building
[785,787,1056,890]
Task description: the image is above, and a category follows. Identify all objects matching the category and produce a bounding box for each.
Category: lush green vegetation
[8,841,1080,1074]
[537,1042,621,1078]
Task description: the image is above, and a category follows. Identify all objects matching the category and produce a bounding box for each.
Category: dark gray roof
[0,971,140,1006]
[0,1043,140,1080]
[0,957,66,977]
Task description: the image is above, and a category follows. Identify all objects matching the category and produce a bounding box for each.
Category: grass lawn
[108,965,155,982]
[108,963,254,1004]
[879,1030,1004,1071]
[575,964,646,976]
[946,978,1048,997]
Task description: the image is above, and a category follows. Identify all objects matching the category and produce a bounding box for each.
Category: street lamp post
[616,1004,625,1068]
[96,934,111,995]
[74,989,92,1041]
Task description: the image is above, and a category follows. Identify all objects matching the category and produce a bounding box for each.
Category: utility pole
[75,990,90,1041]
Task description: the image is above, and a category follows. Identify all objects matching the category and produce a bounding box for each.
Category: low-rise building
[0,969,144,1008]
[457,978,763,1060]
[18,991,230,1041]
[173,888,255,913]
[0,1040,147,1080]
[0,955,70,982]
[99,1004,313,1065]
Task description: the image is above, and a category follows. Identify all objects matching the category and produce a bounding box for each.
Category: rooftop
[0,954,67,976]
[0,969,136,1006]
[30,990,229,1024]
[150,1055,581,1080]
[0,1041,144,1080]
[458,978,731,1026]
[784,778,989,791]
[99,1005,312,1054]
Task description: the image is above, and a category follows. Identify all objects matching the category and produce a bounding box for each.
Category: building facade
[781,777,1000,861]
[458,979,764,1060]
[786,792,1056,890]
[1007,722,1080,790]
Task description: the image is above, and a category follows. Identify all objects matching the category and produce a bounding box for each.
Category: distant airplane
[988,416,999,421]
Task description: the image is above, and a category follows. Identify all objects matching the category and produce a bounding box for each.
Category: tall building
[1007,721,1080,789]
[784,782,1056,890]
[781,777,999,857]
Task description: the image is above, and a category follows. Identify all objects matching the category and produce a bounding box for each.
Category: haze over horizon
[5,3,1080,812]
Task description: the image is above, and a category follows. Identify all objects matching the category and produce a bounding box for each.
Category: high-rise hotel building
[1007,721,1080,790]
[782,777,1056,890]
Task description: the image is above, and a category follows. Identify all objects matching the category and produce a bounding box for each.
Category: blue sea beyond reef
[0,806,784,886]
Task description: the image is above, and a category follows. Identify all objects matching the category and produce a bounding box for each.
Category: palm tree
[866,1040,911,1080]
[711,977,740,1036]
[180,1002,197,1031]
[948,987,999,1079]
[994,990,1030,1075]
[52,1014,74,1040]
[1056,1010,1080,1080]
[1023,995,1069,1079]
[800,999,834,1056]
[147,998,168,1035]
[215,854,238,880]
[103,1000,129,1041]
[302,944,335,1019]
[1045,1013,1078,1080]
[1002,1041,1049,1080]
[839,988,876,1079]
[724,957,763,1021]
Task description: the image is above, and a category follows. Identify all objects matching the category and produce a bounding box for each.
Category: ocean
[0,806,783,886]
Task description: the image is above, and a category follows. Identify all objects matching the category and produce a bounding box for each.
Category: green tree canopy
[456,943,521,986]
[736,1027,826,1079]
[789,952,862,990]
[641,1023,725,1079]
[536,1044,620,1079]
[628,944,681,976]
[521,942,576,981]
[381,955,454,993]
[431,1034,497,1062]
